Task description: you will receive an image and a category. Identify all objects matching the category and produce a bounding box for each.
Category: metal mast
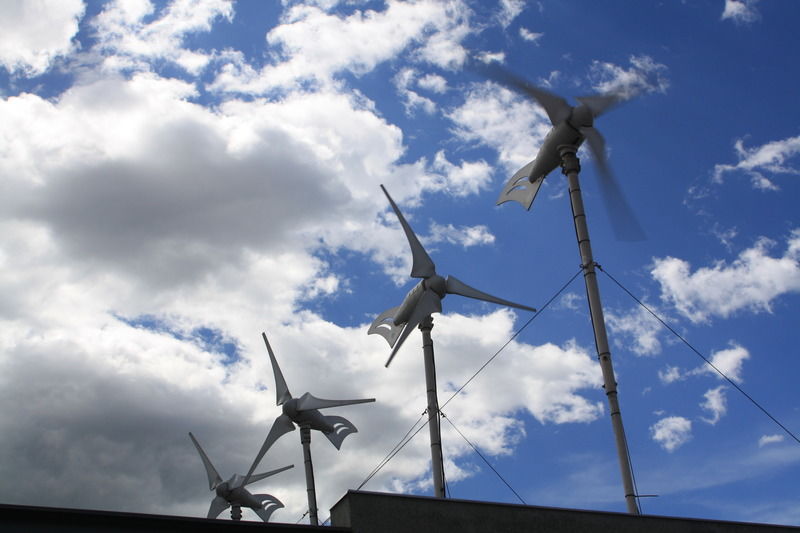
[300,424,319,526]
[559,144,639,515]
[420,316,446,498]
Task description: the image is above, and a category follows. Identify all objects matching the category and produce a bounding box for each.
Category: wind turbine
[245,332,374,526]
[369,185,535,498]
[488,64,644,514]
[188,432,292,522]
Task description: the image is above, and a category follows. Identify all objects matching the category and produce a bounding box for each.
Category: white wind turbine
[188,432,292,522]
[369,185,536,498]
[487,64,645,514]
[244,332,374,525]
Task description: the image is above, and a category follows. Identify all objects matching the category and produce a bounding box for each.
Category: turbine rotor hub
[425,275,447,298]
[571,104,593,128]
[282,398,299,418]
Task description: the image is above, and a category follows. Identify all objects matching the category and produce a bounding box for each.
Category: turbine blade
[367,305,403,347]
[321,415,358,450]
[445,275,536,312]
[385,289,442,367]
[243,414,296,486]
[496,160,544,209]
[296,392,375,412]
[262,332,292,406]
[479,63,571,125]
[581,127,646,241]
[380,185,436,278]
[207,496,230,519]
[245,464,294,486]
[576,93,624,118]
[188,432,223,491]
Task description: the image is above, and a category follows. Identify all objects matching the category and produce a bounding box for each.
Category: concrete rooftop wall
[330,490,799,533]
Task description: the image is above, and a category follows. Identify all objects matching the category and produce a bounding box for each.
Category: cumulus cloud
[519,28,543,43]
[556,292,582,311]
[606,305,665,356]
[417,73,448,94]
[210,0,474,94]
[693,342,750,383]
[0,0,85,77]
[394,67,437,115]
[92,0,234,75]
[759,434,785,447]
[426,222,495,248]
[0,2,611,520]
[497,0,525,27]
[658,366,683,385]
[712,136,800,191]
[721,0,760,24]
[651,231,800,323]
[650,416,692,452]
[447,81,551,173]
[588,54,669,99]
[700,386,728,425]
[430,151,493,196]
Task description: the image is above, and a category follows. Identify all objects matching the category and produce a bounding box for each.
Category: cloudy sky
[1,0,799,527]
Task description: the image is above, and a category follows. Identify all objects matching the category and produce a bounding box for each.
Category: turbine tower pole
[420,315,446,498]
[300,424,319,525]
[230,504,242,521]
[559,144,639,515]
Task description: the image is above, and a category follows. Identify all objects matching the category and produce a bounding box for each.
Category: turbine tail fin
[368,305,403,347]
[385,289,442,367]
[496,161,543,209]
[251,494,284,522]
[321,415,358,450]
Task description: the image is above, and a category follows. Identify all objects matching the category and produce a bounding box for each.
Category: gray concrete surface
[330,490,799,533]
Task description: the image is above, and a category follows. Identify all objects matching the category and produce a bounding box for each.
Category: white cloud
[394,67,437,116]
[658,366,683,385]
[606,305,665,356]
[210,0,474,94]
[0,4,612,517]
[650,416,692,452]
[557,292,582,311]
[588,54,669,99]
[759,434,785,447]
[497,0,525,27]
[91,0,234,75]
[712,136,800,191]
[0,0,84,77]
[447,81,552,174]
[427,222,495,248]
[693,342,750,383]
[519,27,543,43]
[700,386,728,425]
[721,0,760,24]
[651,231,800,323]
[418,73,448,93]
[431,150,493,197]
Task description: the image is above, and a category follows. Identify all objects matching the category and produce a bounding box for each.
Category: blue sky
[1,0,799,526]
